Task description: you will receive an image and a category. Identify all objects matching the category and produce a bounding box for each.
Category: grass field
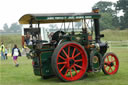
[0,29,128,85]
[101,29,128,41]
[0,47,128,85]
[0,34,22,48]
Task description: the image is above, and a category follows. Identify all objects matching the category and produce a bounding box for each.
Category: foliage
[93,1,119,30]
[93,1,115,14]
[100,13,114,30]
[116,0,128,13]
[3,22,22,33]
[10,22,22,32]
[116,0,128,29]
[3,23,9,32]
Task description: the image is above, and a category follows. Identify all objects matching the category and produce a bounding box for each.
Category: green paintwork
[40,49,54,76]
[32,57,41,76]
[19,13,101,24]
[35,15,99,21]
[32,48,54,77]
[70,33,89,45]
[90,49,102,70]
[40,49,53,76]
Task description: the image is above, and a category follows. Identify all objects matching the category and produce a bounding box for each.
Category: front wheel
[51,42,88,81]
[102,52,119,75]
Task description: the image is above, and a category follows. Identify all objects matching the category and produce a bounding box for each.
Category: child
[12,44,21,67]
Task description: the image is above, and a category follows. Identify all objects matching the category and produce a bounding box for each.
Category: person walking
[12,44,21,67]
[0,42,5,60]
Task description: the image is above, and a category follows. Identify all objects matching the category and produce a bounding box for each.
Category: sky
[0,0,118,30]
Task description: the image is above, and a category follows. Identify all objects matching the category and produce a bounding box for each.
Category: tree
[3,23,9,32]
[116,0,128,12]
[10,22,22,33]
[100,13,114,30]
[116,0,128,29]
[93,1,119,30]
[93,1,114,14]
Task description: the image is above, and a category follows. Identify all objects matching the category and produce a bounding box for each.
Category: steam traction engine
[19,9,119,81]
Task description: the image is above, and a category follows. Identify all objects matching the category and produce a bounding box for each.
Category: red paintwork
[103,53,119,75]
[56,43,88,81]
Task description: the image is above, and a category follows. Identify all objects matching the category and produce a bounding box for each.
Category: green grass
[101,29,128,41]
[0,29,128,85]
[0,34,22,48]
[0,47,128,85]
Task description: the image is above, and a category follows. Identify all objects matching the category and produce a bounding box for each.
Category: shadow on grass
[37,76,62,83]
[36,72,108,83]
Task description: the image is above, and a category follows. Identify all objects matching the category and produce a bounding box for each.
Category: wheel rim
[103,53,119,75]
[56,43,88,81]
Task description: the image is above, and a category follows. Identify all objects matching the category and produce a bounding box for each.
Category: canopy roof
[19,12,100,24]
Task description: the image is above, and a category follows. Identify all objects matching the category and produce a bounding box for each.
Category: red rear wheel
[102,52,119,75]
[51,42,88,81]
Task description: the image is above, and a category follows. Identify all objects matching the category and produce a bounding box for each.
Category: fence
[107,40,128,52]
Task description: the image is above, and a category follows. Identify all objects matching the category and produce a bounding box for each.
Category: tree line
[2,0,128,32]
[3,23,22,33]
[93,0,128,30]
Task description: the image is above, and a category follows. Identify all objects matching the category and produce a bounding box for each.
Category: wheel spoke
[62,49,69,58]
[104,61,108,63]
[73,66,78,74]
[70,69,73,77]
[111,56,113,62]
[74,64,83,70]
[104,65,108,69]
[74,52,81,58]
[112,59,116,63]
[107,56,109,62]
[59,65,66,72]
[72,48,76,57]
[59,55,66,61]
[68,46,70,57]
[104,61,109,65]
[57,62,67,65]
[64,69,69,76]
[110,67,113,72]
[108,66,111,72]
[75,59,82,62]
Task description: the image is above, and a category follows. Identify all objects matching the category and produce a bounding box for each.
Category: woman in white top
[12,44,21,67]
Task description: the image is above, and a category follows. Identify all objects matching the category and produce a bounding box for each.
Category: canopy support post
[72,21,74,35]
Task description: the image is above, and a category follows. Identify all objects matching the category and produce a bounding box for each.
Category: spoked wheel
[102,52,119,75]
[51,42,88,81]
